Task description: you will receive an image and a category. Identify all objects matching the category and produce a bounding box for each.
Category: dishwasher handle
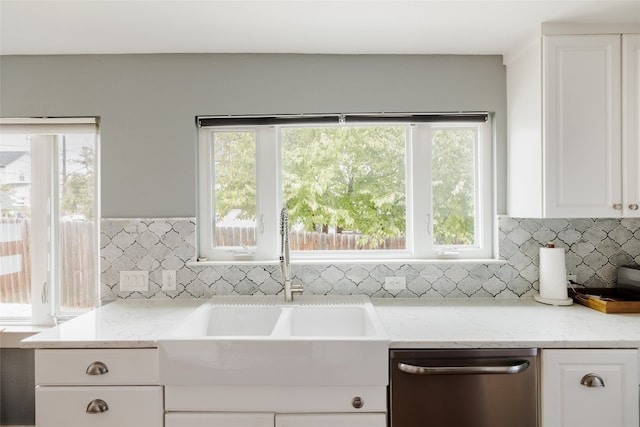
[398,360,530,375]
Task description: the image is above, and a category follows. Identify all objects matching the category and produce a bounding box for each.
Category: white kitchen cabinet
[165,413,385,427]
[623,34,640,216]
[506,30,640,218]
[36,386,163,427]
[34,348,162,427]
[541,349,639,427]
[34,348,158,385]
[543,35,621,218]
[164,384,387,427]
[165,413,274,427]
[275,413,386,427]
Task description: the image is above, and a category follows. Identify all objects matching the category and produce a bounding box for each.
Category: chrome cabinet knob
[613,203,623,210]
[86,399,109,414]
[580,373,605,388]
[629,204,639,210]
[352,396,364,409]
[86,361,109,376]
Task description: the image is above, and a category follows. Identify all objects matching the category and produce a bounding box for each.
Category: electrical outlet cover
[384,276,406,291]
[162,270,177,291]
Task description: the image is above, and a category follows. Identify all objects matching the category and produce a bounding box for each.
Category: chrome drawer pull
[86,361,109,375]
[629,204,639,211]
[580,373,605,388]
[398,360,530,375]
[86,399,109,414]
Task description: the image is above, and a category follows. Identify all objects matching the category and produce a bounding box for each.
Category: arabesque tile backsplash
[100,217,640,302]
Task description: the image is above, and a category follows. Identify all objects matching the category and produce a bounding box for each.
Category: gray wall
[0,54,507,217]
[0,348,35,425]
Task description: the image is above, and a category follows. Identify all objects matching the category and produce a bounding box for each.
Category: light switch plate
[120,270,149,292]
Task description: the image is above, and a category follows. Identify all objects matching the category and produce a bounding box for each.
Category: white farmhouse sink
[157,295,389,387]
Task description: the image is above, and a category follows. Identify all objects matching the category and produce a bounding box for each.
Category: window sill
[188,258,507,266]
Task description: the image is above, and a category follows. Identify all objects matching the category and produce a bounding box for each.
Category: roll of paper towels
[539,247,568,301]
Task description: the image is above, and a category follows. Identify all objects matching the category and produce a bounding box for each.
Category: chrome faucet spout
[280,207,302,301]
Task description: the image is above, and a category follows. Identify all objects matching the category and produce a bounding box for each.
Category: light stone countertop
[21,299,203,348]
[374,298,640,349]
[20,297,640,349]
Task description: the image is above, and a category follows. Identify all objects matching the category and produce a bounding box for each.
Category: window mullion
[30,136,54,325]
[482,120,496,258]
[254,126,278,260]
[51,136,61,318]
[411,124,433,258]
[197,128,215,259]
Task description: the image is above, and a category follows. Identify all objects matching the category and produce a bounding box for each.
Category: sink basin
[276,306,378,337]
[171,305,282,336]
[158,295,389,387]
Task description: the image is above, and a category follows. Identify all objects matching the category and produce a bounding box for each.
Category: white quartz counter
[21,297,640,349]
[374,298,640,349]
[21,299,203,348]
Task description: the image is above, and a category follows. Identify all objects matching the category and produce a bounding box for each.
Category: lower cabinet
[541,349,639,427]
[165,412,386,427]
[164,384,387,427]
[34,348,162,427]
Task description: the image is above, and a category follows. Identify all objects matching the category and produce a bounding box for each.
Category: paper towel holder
[534,242,573,306]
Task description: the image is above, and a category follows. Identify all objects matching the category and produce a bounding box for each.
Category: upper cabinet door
[543,35,622,218]
[623,34,640,217]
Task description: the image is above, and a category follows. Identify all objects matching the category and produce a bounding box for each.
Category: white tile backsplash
[100,217,640,302]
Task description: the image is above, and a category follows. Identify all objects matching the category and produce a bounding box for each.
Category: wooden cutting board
[569,288,640,314]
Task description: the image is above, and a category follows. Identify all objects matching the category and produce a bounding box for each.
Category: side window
[429,124,492,257]
[0,118,99,324]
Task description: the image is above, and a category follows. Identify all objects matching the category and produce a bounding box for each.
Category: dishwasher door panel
[390,349,538,427]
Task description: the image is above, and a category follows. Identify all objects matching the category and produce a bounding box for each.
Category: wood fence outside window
[215,226,406,250]
[0,218,96,310]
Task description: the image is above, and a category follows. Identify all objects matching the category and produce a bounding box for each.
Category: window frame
[0,118,100,325]
[197,114,495,263]
[417,122,494,259]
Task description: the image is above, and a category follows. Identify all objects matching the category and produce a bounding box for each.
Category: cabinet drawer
[166,413,274,427]
[276,413,387,427]
[35,349,158,385]
[36,386,162,427]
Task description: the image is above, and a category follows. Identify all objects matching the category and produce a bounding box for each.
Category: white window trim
[30,135,53,325]
[418,121,494,260]
[197,115,495,263]
[197,127,280,262]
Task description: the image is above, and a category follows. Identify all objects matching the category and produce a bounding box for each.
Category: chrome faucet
[280,207,302,301]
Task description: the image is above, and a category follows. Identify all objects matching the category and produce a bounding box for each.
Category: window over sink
[197,113,494,262]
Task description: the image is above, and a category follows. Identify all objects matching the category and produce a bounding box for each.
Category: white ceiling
[1,0,639,56]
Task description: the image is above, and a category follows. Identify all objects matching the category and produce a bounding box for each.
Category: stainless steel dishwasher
[389,348,538,427]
